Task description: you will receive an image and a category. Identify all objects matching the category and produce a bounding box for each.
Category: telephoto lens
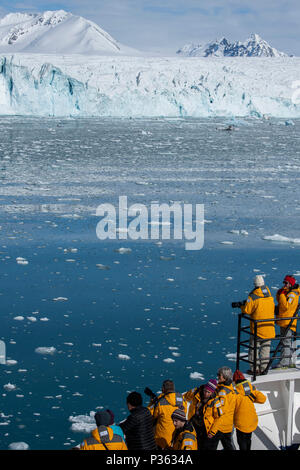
[231,301,246,308]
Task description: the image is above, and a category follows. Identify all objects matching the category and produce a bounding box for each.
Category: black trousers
[236,429,252,451]
[204,431,235,450]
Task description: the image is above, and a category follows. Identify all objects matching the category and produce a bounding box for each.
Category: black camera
[231,300,246,309]
[144,387,157,400]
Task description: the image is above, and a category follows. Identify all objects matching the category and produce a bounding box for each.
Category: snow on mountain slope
[0,10,138,55]
[177,34,288,57]
[0,54,299,117]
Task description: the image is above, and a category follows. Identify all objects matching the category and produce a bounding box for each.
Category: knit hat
[204,379,218,394]
[171,407,186,422]
[254,275,265,287]
[94,411,111,427]
[106,409,115,425]
[283,275,296,287]
[233,370,245,383]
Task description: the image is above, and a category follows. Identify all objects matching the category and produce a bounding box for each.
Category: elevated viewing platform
[236,312,300,450]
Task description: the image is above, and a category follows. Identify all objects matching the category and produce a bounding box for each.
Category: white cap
[254,275,265,287]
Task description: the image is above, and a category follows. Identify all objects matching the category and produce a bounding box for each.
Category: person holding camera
[239,275,275,374]
[275,275,300,369]
[147,379,187,450]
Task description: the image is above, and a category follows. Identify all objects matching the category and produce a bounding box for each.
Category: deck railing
[235,313,300,381]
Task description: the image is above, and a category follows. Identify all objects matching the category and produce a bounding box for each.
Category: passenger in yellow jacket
[241,275,275,373]
[183,385,204,421]
[148,379,187,449]
[184,380,218,450]
[80,425,128,450]
[204,367,236,450]
[170,408,197,450]
[233,370,266,450]
[275,275,300,368]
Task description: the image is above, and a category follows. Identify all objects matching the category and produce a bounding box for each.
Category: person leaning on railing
[240,275,275,375]
[275,275,300,369]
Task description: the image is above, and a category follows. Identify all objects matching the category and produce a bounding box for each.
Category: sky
[0,0,299,55]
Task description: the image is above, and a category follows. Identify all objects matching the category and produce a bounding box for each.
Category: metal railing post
[253,321,258,381]
[236,313,242,371]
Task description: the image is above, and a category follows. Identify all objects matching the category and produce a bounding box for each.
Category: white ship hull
[244,368,300,450]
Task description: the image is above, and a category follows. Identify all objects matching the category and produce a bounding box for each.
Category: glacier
[0,54,300,117]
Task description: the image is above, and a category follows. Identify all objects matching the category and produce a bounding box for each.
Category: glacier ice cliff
[0,54,300,118]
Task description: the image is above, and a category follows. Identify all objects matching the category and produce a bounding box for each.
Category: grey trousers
[278,327,296,367]
[249,336,271,372]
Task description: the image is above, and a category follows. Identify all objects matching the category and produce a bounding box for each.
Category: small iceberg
[189,372,204,380]
[262,234,300,244]
[8,442,29,450]
[35,347,57,355]
[114,247,132,254]
[16,257,28,265]
[69,412,96,433]
[4,383,16,391]
[117,354,130,360]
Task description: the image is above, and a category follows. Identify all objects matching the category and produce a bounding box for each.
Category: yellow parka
[171,423,198,450]
[241,286,275,339]
[148,392,187,449]
[183,387,203,420]
[276,286,300,332]
[80,425,128,450]
[202,394,225,436]
[234,380,266,433]
[210,384,237,435]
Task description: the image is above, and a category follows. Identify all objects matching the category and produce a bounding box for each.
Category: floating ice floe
[16,257,28,265]
[96,264,110,270]
[35,347,57,355]
[226,352,248,362]
[69,412,96,433]
[14,316,24,321]
[220,241,234,245]
[117,354,130,360]
[8,442,29,450]
[228,230,248,236]
[114,247,132,254]
[163,358,175,363]
[3,383,16,391]
[6,359,17,366]
[189,372,204,380]
[262,234,300,244]
[53,297,68,301]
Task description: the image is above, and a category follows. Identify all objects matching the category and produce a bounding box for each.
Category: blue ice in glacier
[0,55,300,117]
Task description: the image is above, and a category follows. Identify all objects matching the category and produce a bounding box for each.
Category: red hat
[233,370,245,383]
[283,275,296,286]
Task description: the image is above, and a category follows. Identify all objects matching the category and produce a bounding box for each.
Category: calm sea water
[0,116,299,449]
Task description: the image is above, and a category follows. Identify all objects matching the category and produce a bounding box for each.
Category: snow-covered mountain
[177,34,289,57]
[0,10,138,55]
